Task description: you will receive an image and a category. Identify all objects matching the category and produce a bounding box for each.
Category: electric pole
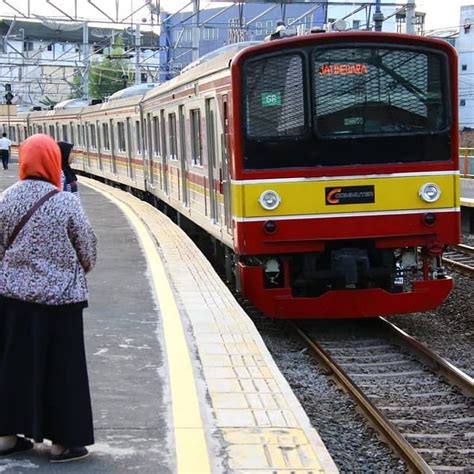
[192,0,200,62]
[135,23,141,85]
[406,0,416,34]
[373,0,384,31]
[83,22,89,99]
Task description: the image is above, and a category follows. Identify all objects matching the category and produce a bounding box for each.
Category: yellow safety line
[82,180,211,474]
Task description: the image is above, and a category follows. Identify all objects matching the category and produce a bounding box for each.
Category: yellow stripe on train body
[231,172,460,218]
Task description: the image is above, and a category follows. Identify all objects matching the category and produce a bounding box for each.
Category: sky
[160,0,474,31]
[0,1,471,32]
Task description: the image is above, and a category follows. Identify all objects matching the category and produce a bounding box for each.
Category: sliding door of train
[160,110,169,194]
[126,118,134,180]
[221,95,232,234]
[110,119,117,175]
[205,97,219,224]
[178,105,188,206]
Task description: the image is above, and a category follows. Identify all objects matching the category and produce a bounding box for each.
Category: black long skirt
[0,296,94,446]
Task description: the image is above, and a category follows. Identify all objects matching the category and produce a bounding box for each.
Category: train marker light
[419,183,441,203]
[423,213,437,226]
[259,190,281,210]
[264,220,278,234]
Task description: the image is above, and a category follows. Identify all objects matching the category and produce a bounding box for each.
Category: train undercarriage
[238,242,453,319]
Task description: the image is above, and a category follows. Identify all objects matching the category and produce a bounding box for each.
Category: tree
[67,70,84,99]
[88,36,135,100]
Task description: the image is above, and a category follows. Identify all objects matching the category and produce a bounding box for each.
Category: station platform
[0,165,338,473]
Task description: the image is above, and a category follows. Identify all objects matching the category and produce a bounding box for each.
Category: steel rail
[291,323,434,474]
[379,317,474,398]
[443,244,474,277]
[452,243,474,256]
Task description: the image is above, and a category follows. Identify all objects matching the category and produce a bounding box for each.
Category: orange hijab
[19,134,62,190]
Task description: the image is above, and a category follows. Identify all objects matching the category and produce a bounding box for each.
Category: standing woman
[0,134,97,462]
[57,141,78,194]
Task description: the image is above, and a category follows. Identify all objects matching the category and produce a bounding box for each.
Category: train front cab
[230,32,460,319]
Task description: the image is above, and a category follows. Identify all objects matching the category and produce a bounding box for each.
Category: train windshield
[242,45,451,170]
[313,47,447,136]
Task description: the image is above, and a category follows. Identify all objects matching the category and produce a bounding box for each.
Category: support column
[135,23,141,84]
[82,21,89,99]
[192,0,200,62]
[406,0,416,34]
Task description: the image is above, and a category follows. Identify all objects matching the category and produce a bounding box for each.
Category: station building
[0,20,159,109]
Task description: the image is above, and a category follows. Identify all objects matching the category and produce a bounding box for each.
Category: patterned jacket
[0,179,97,305]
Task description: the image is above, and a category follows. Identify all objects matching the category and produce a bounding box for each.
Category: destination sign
[319,64,369,76]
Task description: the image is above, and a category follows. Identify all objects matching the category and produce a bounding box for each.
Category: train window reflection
[190,109,202,166]
[244,53,306,139]
[89,124,97,149]
[117,122,126,152]
[242,45,450,169]
[135,120,141,154]
[314,47,447,137]
[169,113,178,161]
[102,123,110,150]
[152,116,160,155]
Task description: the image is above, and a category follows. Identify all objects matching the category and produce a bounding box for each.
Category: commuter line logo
[325,185,375,205]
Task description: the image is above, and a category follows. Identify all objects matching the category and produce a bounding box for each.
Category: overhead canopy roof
[0,19,159,48]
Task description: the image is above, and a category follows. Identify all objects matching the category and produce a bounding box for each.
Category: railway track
[292,318,474,473]
[443,244,474,277]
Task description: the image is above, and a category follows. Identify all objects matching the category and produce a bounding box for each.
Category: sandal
[0,436,33,457]
[50,446,89,463]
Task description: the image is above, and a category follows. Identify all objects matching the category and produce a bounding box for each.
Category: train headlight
[259,190,281,210]
[419,183,441,203]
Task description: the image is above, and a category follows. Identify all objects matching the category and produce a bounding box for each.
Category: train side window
[76,125,81,147]
[81,125,86,148]
[37,125,43,134]
[23,126,28,140]
[102,123,110,150]
[117,122,126,152]
[160,110,167,158]
[143,118,148,154]
[49,125,55,139]
[70,123,75,144]
[62,124,68,142]
[135,120,142,154]
[190,108,202,166]
[153,116,160,156]
[168,113,178,160]
[89,124,97,149]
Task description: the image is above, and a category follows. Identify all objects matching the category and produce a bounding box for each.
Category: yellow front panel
[231,173,459,218]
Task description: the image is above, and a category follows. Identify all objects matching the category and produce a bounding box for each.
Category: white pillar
[406,0,416,34]
[135,23,141,85]
[82,21,89,99]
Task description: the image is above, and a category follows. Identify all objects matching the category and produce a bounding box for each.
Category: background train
[1,31,461,319]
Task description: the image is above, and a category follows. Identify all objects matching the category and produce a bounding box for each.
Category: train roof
[180,41,261,75]
[54,98,89,110]
[145,41,261,101]
[108,83,158,102]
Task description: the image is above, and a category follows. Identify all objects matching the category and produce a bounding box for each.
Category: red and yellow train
[1,31,460,319]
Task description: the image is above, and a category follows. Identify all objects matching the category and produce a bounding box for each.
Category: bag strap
[6,189,59,249]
